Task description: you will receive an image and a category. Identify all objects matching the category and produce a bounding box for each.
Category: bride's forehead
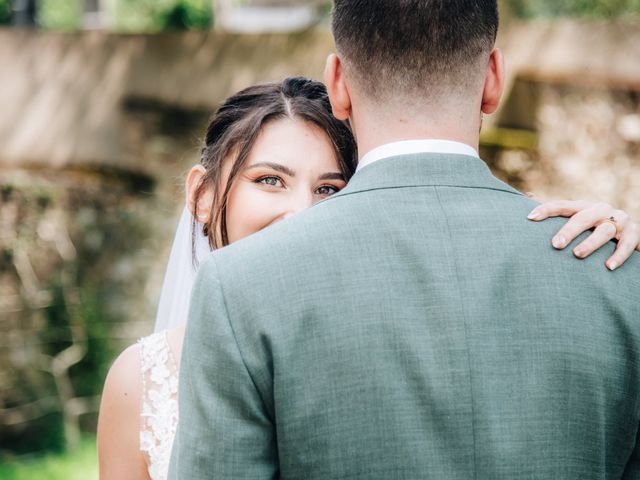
[256,117,327,141]
[214,119,338,177]
[250,120,334,158]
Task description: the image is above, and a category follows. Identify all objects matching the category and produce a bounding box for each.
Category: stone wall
[0,28,334,172]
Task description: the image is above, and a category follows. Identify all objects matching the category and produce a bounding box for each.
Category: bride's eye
[316,185,341,196]
[256,176,283,188]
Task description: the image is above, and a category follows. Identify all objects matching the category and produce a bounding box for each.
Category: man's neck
[351,103,481,161]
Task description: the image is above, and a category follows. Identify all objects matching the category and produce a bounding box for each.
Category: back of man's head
[331,0,499,108]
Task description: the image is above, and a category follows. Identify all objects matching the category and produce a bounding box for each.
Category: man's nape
[326,0,502,158]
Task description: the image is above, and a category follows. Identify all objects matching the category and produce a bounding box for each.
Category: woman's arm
[528,197,640,270]
[97,344,150,480]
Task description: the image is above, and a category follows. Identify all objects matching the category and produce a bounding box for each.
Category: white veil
[153,207,211,332]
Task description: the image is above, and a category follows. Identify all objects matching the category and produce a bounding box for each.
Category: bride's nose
[281,189,314,220]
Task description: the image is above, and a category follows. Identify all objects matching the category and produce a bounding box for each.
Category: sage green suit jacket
[169,154,640,479]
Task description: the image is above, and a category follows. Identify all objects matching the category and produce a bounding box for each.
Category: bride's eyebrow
[247,162,295,177]
[319,172,345,181]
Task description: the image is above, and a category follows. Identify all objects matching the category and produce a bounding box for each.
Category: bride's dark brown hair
[192,77,358,253]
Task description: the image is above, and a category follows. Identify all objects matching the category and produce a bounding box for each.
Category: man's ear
[324,53,352,121]
[185,164,213,222]
[481,48,505,115]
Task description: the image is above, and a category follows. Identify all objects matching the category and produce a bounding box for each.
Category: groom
[170,1,640,478]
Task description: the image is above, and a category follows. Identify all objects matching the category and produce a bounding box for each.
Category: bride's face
[225,118,347,244]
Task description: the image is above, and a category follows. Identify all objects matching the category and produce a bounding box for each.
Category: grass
[0,436,98,480]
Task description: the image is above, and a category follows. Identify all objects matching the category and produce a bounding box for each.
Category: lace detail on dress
[139,331,179,480]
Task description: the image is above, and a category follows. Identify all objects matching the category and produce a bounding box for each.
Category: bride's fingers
[572,222,617,259]
[549,203,615,249]
[527,197,639,267]
[525,192,544,202]
[606,220,640,271]
[528,199,592,221]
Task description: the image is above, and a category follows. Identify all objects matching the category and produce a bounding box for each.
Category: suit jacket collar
[335,153,523,198]
[358,140,479,172]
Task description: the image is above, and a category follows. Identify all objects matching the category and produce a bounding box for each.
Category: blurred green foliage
[69,289,115,399]
[4,0,638,31]
[38,0,81,30]
[2,413,65,455]
[508,0,640,18]
[3,0,211,31]
[113,0,212,31]
[0,174,154,455]
[0,435,97,480]
[162,0,212,30]
[0,0,10,25]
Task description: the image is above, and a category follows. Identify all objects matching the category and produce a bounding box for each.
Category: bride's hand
[526,194,640,271]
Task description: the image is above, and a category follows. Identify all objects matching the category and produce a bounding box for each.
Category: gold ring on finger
[600,216,620,236]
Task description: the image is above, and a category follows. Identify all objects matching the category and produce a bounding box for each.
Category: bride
[97,77,640,480]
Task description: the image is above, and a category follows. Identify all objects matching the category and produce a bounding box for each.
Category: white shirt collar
[357,140,479,172]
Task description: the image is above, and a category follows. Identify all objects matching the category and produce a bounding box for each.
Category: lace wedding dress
[138,331,179,480]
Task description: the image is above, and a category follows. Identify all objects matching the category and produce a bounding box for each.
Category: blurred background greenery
[1,1,639,478]
[1,0,639,31]
[0,0,212,30]
[507,0,640,18]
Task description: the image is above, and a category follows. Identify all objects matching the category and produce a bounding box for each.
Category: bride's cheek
[241,196,275,230]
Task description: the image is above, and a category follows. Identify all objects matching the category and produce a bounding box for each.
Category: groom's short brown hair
[331,0,499,101]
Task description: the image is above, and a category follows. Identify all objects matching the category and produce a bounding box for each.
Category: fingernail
[608,261,618,271]
[552,236,566,249]
[574,248,585,258]
[528,211,541,220]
